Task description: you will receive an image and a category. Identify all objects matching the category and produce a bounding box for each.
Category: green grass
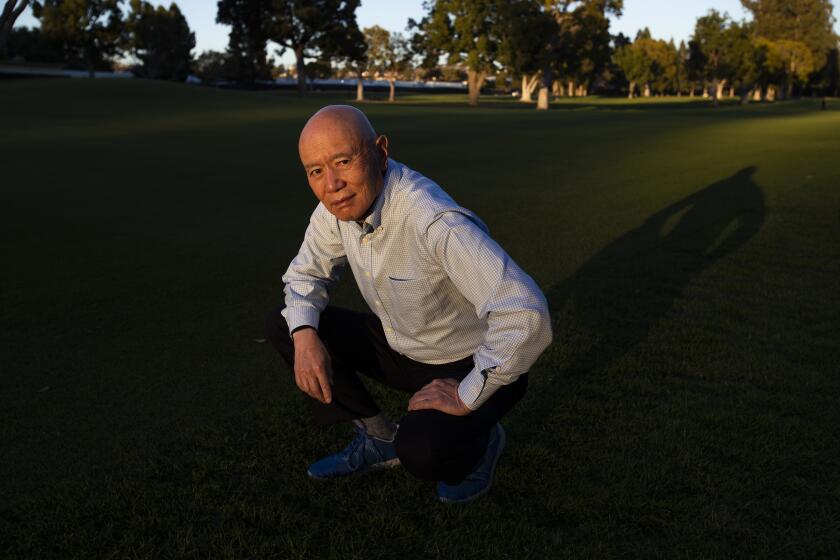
[1,79,839,559]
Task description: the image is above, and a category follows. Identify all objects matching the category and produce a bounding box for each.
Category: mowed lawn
[1,79,839,558]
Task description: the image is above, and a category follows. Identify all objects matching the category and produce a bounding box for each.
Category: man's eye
[309,169,321,177]
[337,159,350,166]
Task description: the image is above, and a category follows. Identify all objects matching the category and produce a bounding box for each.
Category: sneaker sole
[307,457,401,481]
[438,424,506,505]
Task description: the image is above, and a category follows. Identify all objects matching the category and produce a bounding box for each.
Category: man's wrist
[291,325,317,342]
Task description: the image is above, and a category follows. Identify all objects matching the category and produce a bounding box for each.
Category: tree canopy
[741,0,837,68]
[216,0,273,84]
[32,0,123,76]
[267,0,363,95]
[363,25,411,101]
[126,0,194,81]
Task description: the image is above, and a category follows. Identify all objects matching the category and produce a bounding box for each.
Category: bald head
[298,105,390,222]
[299,105,377,154]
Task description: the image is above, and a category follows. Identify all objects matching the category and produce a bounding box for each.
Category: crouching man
[266,105,552,504]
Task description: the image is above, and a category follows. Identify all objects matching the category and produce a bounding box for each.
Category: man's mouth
[334,194,355,207]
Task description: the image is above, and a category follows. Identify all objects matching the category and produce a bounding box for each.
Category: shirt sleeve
[281,204,347,334]
[424,211,553,410]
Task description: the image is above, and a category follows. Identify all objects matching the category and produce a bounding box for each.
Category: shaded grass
[1,79,839,558]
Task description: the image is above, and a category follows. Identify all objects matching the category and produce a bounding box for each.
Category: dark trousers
[266,305,528,484]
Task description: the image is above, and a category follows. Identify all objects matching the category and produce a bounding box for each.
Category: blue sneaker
[437,423,506,504]
[307,425,400,480]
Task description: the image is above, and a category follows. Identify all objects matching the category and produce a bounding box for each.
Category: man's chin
[330,206,361,222]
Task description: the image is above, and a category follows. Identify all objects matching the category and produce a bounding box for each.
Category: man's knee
[395,411,476,482]
[394,414,440,481]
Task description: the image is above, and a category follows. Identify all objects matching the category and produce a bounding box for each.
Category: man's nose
[325,167,345,192]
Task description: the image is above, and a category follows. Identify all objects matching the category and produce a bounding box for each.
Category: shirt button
[365,272,371,278]
[385,327,393,333]
[376,301,382,306]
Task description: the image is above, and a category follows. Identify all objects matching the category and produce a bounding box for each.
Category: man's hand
[292,328,333,404]
[408,378,471,416]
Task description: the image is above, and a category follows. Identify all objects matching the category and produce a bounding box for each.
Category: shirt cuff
[281,306,321,335]
[457,367,501,411]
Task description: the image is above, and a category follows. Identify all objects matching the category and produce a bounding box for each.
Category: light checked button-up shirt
[281,158,552,410]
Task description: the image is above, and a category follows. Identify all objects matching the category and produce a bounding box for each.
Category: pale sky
[14,0,840,64]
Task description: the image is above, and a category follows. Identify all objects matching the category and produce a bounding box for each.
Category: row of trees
[408,0,837,107]
[1,0,195,79]
[615,0,838,104]
[2,0,837,104]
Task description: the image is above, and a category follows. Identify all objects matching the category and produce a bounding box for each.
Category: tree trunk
[86,52,95,79]
[388,79,395,102]
[552,80,562,96]
[714,78,726,105]
[766,85,776,102]
[536,86,549,110]
[356,74,364,101]
[467,68,486,106]
[295,47,306,96]
[729,87,735,98]
[628,80,636,99]
[537,67,553,110]
[643,83,651,97]
[567,79,574,97]
[0,0,30,51]
[740,88,752,104]
[520,77,532,102]
[753,87,762,102]
[520,73,538,102]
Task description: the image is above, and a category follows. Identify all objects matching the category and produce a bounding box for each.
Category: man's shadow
[514,167,766,430]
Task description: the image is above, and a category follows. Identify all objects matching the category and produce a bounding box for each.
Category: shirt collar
[358,158,395,233]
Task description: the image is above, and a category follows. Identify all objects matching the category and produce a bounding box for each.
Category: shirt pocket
[384,276,439,333]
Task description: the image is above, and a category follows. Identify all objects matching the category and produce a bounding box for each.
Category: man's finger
[408,394,441,411]
[305,375,325,403]
[317,370,332,404]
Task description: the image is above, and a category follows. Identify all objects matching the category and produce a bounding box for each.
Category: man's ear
[375,135,390,172]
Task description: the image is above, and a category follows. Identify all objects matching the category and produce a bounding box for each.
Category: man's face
[299,123,389,222]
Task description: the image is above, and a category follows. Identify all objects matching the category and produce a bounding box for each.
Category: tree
[268,0,363,96]
[559,0,623,97]
[416,0,507,106]
[32,0,123,77]
[1,0,30,52]
[317,13,365,100]
[741,0,837,70]
[193,49,233,84]
[819,46,839,96]
[723,21,763,101]
[691,10,736,105]
[126,0,194,81]
[2,25,63,61]
[364,25,411,102]
[759,37,816,98]
[538,0,623,108]
[614,31,670,98]
[494,0,552,104]
[216,0,272,84]
[674,40,690,95]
